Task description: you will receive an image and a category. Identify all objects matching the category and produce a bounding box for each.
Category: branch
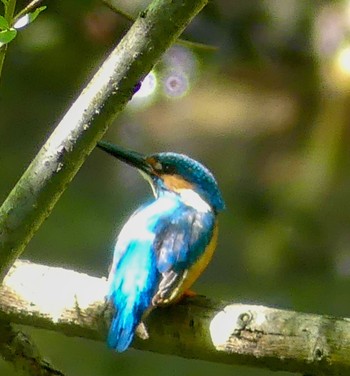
[1,260,350,375]
[0,321,64,375]
[0,0,208,281]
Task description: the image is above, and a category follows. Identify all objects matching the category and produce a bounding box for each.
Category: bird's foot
[135,322,149,340]
[182,289,197,298]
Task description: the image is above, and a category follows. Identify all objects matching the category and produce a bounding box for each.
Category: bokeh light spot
[163,71,189,98]
[129,71,158,108]
[134,71,157,99]
[337,45,350,75]
[163,45,197,77]
[14,14,30,29]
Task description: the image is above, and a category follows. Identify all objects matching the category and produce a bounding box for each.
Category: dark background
[1,0,350,375]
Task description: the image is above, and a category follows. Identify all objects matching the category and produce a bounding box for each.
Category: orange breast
[160,221,219,305]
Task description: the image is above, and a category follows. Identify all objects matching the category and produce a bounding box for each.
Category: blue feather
[107,195,179,351]
[107,239,158,351]
[155,206,215,272]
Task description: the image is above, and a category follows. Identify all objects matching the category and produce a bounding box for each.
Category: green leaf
[1,0,9,7]
[0,28,16,44]
[0,15,9,30]
[14,6,47,29]
[28,6,47,23]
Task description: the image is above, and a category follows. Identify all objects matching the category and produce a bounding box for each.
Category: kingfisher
[97,140,225,352]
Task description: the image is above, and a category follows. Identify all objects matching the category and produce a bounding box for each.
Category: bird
[97,140,225,352]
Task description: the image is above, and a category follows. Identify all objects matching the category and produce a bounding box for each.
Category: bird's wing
[152,204,216,305]
[107,197,179,282]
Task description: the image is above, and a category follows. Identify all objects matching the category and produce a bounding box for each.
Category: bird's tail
[107,299,143,352]
[107,241,159,352]
[107,250,158,352]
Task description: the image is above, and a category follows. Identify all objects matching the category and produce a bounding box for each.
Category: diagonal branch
[1,260,350,375]
[0,0,208,281]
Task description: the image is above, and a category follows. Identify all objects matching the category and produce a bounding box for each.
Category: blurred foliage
[1,0,350,375]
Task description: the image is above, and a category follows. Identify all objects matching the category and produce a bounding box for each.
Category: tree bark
[1,260,350,375]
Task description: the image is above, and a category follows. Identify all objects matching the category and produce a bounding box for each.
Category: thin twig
[176,38,218,51]
[102,0,134,22]
[0,44,8,84]
[12,0,44,25]
[102,0,217,51]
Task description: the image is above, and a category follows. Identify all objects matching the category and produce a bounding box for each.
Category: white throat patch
[178,189,211,212]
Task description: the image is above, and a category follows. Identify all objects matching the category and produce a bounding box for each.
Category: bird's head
[97,141,225,213]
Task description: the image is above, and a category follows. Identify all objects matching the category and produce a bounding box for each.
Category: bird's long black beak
[97,141,152,174]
